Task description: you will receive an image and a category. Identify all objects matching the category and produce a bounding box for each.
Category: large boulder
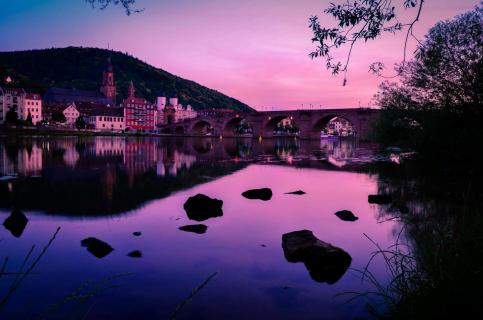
[179,224,208,234]
[335,210,359,222]
[242,188,272,201]
[368,194,392,204]
[81,237,114,258]
[183,194,223,221]
[282,230,351,284]
[3,210,28,238]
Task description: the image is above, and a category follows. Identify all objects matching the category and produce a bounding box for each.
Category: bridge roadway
[161,108,380,140]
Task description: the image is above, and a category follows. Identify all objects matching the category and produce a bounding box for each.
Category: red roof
[25,93,42,100]
[122,97,152,105]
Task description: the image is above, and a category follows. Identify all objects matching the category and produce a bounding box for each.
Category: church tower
[100,56,117,104]
[128,80,135,97]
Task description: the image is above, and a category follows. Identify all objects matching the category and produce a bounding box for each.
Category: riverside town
[1,1,482,319]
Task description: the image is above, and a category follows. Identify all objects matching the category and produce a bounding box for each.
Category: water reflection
[0,136,402,320]
[0,136,378,216]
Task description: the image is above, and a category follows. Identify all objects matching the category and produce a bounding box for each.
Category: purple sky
[0,0,478,109]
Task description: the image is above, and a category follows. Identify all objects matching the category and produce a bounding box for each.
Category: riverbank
[0,126,165,137]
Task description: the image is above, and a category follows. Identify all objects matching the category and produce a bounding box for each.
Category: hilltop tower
[100,56,117,104]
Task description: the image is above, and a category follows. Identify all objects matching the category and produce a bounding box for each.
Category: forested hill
[0,47,253,112]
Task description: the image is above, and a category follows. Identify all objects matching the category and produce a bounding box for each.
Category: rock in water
[242,188,272,201]
[368,194,392,204]
[183,194,223,221]
[127,250,142,258]
[132,231,142,236]
[285,190,306,195]
[3,210,28,238]
[81,237,114,258]
[335,210,359,222]
[179,224,208,234]
[282,230,352,284]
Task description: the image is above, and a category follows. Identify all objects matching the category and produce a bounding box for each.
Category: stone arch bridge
[161,108,380,140]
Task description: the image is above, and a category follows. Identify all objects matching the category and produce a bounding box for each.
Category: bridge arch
[191,120,214,136]
[311,114,357,138]
[264,115,289,132]
[223,116,253,137]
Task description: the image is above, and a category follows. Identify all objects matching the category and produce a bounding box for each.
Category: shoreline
[0,127,366,141]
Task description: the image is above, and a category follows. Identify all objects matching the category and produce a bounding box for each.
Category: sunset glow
[0,0,476,109]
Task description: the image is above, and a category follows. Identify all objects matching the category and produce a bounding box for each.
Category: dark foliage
[51,111,66,123]
[5,109,18,125]
[75,117,87,129]
[375,4,483,162]
[25,112,33,126]
[0,47,253,112]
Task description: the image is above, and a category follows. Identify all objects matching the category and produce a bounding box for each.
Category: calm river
[0,136,404,319]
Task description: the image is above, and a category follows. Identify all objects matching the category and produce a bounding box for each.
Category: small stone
[127,250,142,258]
[179,224,208,234]
[81,237,114,259]
[242,188,272,201]
[285,190,306,195]
[335,210,359,222]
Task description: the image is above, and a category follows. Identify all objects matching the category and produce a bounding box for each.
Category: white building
[87,107,125,132]
[156,93,197,126]
[175,104,197,121]
[0,87,25,124]
[63,103,80,125]
[0,87,43,125]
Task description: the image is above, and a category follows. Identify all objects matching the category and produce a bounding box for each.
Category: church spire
[129,80,135,97]
[100,56,116,104]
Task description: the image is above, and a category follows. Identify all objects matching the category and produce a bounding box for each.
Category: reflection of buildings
[63,147,80,167]
[124,139,157,182]
[0,142,43,176]
[0,145,15,176]
[155,150,196,177]
[320,139,355,160]
[94,137,126,157]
